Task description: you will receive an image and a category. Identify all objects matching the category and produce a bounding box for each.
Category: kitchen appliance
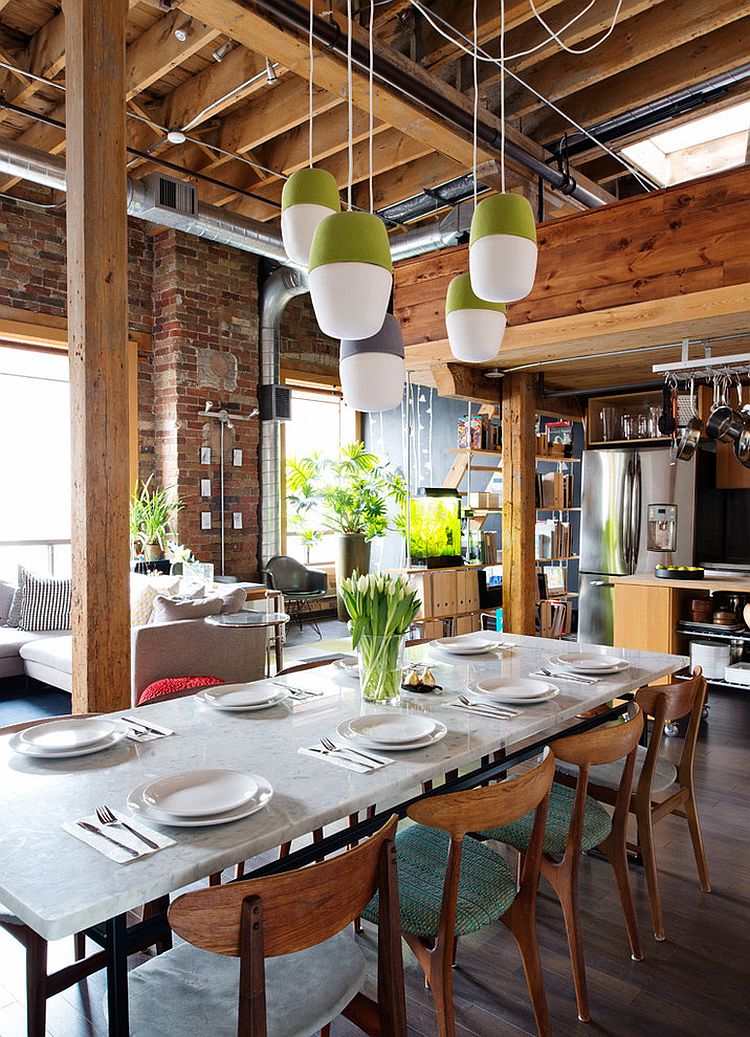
[578,447,696,644]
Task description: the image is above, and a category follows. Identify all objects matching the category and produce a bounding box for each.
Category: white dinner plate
[9,729,126,760]
[552,653,630,675]
[346,712,437,745]
[141,769,260,818]
[336,717,447,751]
[195,687,288,712]
[203,683,286,709]
[127,775,273,828]
[467,680,559,706]
[19,717,117,752]
[433,635,505,656]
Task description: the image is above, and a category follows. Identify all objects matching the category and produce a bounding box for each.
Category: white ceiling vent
[141,173,197,219]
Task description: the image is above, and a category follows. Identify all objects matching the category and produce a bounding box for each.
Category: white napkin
[298,744,392,772]
[529,669,598,684]
[63,811,175,864]
[119,716,175,741]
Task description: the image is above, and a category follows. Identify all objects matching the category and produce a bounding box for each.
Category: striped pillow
[18,569,72,632]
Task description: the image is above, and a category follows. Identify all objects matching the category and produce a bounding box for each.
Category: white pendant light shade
[445,273,507,363]
[280,168,341,267]
[308,210,393,339]
[469,193,538,303]
[340,313,405,413]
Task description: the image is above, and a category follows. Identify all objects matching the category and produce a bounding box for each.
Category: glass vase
[357,634,406,704]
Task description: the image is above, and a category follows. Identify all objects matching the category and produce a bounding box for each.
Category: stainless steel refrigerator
[578,447,696,645]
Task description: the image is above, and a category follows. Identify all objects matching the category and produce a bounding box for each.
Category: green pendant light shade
[445,272,507,363]
[469,192,538,303]
[308,210,393,339]
[280,168,341,266]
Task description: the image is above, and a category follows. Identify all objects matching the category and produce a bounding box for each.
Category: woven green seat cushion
[477,782,612,856]
[361,824,517,938]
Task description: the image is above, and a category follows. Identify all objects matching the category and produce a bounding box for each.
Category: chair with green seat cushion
[361,823,518,937]
[362,749,556,1037]
[475,704,645,1026]
[129,816,407,1037]
[478,781,613,856]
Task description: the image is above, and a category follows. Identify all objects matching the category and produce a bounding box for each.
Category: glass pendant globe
[469,193,538,303]
[445,272,507,363]
[308,210,393,339]
[280,168,341,267]
[340,314,405,413]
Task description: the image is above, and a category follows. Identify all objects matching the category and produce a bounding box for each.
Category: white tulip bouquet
[340,571,421,702]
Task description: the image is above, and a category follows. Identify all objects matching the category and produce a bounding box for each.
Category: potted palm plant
[286,442,405,619]
[130,477,184,562]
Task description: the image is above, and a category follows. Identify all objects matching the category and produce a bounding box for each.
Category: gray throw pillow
[150,594,223,624]
[0,580,16,626]
[217,586,247,614]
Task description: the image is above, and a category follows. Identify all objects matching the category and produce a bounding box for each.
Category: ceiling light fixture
[173,20,191,43]
[340,313,405,413]
[281,1,340,266]
[468,0,537,303]
[211,41,231,63]
[166,129,186,145]
[264,58,278,86]
[445,272,507,363]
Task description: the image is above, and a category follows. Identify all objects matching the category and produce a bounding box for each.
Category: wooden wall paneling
[501,372,537,635]
[66,0,132,714]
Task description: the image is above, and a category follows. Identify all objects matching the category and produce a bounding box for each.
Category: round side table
[205,610,290,677]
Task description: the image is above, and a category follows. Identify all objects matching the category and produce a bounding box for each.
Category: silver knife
[78,821,140,857]
[121,716,167,736]
[307,748,372,771]
[329,744,387,766]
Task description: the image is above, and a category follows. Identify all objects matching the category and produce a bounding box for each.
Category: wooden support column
[501,371,537,635]
[66,0,131,712]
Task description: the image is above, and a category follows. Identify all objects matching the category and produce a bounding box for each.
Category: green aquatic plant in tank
[409,490,463,568]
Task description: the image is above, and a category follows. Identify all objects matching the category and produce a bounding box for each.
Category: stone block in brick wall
[196,348,238,391]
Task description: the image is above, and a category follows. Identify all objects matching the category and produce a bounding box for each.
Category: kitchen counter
[615,573,750,593]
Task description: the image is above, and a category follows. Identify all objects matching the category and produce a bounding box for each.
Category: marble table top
[0,633,687,940]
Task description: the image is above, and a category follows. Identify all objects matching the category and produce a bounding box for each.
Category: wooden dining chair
[126,815,407,1037]
[474,703,644,1023]
[362,748,555,1037]
[0,714,109,1037]
[561,669,710,942]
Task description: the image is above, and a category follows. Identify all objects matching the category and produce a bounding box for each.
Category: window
[282,375,358,566]
[0,345,71,581]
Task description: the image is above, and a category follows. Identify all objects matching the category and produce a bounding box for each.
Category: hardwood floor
[1,684,748,1036]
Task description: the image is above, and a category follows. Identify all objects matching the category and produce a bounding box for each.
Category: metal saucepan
[674,379,703,461]
[705,376,737,442]
[734,381,750,466]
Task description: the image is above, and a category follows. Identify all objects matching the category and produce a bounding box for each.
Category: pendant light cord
[500,0,505,194]
[308,0,314,167]
[472,0,478,211]
[369,0,374,212]
[347,0,354,211]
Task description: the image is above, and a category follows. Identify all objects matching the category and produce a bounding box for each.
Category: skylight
[622,100,750,188]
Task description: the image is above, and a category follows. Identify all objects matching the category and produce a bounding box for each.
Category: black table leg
[105,914,130,1037]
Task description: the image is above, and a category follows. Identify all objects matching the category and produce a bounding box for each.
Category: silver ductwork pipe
[259,266,309,565]
[390,203,472,260]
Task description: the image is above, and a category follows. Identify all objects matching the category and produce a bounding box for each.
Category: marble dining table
[0,632,687,1035]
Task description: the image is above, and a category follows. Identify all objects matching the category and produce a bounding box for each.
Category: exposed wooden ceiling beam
[176,0,612,205]
[357,151,466,211]
[527,16,750,143]
[0,9,64,125]
[505,0,750,118]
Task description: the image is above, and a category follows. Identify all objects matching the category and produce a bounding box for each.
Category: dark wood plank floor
[1,685,748,1037]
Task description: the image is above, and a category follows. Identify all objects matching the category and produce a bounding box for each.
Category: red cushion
[137,675,223,706]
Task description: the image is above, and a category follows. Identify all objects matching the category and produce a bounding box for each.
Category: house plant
[286,442,405,618]
[130,477,184,561]
[340,571,421,703]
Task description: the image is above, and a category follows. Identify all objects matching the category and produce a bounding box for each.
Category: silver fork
[458,695,518,718]
[320,736,383,768]
[537,666,596,685]
[96,805,160,850]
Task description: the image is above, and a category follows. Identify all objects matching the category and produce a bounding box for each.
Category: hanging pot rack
[653,339,750,384]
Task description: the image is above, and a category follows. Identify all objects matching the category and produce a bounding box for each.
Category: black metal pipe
[250,0,605,209]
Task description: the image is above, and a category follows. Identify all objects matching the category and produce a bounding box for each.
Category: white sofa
[0,580,267,706]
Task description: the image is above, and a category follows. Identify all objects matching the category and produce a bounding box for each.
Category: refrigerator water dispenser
[647,504,678,553]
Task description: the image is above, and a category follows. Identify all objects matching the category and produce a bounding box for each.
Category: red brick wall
[280,293,338,373]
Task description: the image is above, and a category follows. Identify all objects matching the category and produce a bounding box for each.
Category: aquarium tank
[409,489,463,568]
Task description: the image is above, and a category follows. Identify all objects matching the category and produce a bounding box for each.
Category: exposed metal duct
[249,0,604,209]
[390,203,472,260]
[259,266,309,564]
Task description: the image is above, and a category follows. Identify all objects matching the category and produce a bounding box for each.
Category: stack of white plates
[467,677,558,705]
[432,634,507,656]
[127,769,273,827]
[9,717,126,759]
[336,712,447,751]
[549,652,629,676]
[195,683,289,711]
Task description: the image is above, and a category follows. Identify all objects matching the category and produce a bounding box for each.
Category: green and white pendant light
[447,0,538,363]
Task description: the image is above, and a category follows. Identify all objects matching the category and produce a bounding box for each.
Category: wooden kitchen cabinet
[614,581,679,654]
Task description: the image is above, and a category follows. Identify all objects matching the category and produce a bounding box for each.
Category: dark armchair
[264,555,328,636]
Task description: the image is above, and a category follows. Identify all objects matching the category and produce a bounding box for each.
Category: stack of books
[535,519,572,560]
[535,471,573,508]
[538,599,572,638]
